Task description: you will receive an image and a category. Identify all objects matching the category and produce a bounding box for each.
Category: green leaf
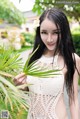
[0,76,29,110]
[0,47,22,75]
[23,45,40,72]
[0,82,13,108]
[0,47,29,118]
[23,46,60,78]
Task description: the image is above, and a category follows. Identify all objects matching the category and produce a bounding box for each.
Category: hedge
[72,34,80,56]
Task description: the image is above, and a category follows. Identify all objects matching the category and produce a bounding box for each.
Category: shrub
[21,32,35,45]
[72,34,80,56]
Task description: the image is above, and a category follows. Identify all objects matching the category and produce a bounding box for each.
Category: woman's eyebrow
[52,29,60,32]
[40,29,61,32]
[41,29,60,31]
[40,29,47,32]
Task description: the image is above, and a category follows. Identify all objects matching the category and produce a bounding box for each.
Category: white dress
[27,55,64,119]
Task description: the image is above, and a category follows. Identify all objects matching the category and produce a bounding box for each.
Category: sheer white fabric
[27,55,64,119]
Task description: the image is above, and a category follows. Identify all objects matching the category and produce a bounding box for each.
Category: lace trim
[28,91,63,119]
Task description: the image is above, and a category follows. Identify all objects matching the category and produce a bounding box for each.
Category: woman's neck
[43,49,58,57]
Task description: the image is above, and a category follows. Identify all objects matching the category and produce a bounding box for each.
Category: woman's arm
[69,54,80,119]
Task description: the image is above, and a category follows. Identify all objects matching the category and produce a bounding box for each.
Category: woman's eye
[53,31,61,35]
[53,31,58,34]
[41,31,47,34]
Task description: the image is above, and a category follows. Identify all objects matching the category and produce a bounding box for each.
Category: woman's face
[40,18,60,53]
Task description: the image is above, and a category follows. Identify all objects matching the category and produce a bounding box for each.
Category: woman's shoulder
[73,53,80,73]
[73,53,80,61]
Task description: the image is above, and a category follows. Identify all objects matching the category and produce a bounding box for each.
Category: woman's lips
[47,43,55,46]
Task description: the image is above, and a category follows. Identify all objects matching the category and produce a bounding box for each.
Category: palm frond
[23,46,60,78]
[0,45,60,119]
[23,45,40,72]
[0,76,29,110]
[0,47,22,75]
[0,46,28,118]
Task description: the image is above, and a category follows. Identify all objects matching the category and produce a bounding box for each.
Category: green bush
[21,32,35,45]
[72,34,80,56]
[72,31,80,85]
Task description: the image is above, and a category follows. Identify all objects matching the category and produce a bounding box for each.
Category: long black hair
[28,8,76,99]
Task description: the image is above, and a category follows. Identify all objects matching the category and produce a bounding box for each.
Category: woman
[14,8,80,119]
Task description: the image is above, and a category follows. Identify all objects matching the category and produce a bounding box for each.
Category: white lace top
[27,55,64,119]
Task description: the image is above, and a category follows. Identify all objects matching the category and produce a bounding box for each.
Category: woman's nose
[47,34,53,42]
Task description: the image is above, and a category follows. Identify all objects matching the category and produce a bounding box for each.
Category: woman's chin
[47,46,56,51]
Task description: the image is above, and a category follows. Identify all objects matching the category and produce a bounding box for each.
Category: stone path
[20,50,80,119]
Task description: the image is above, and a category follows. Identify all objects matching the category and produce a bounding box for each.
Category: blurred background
[0,0,80,119]
[0,0,80,53]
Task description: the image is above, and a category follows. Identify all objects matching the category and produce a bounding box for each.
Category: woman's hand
[13,72,27,86]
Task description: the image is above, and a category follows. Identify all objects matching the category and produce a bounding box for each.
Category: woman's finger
[13,75,27,86]
[14,78,26,86]
[15,72,26,79]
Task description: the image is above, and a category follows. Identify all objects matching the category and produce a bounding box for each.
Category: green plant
[23,45,60,77]
[0,0,25,25]
[72,34,80,56]
[0,46,60,119]
[0,46,29,119]
[21,32,34,45]
[14,45,32,53]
